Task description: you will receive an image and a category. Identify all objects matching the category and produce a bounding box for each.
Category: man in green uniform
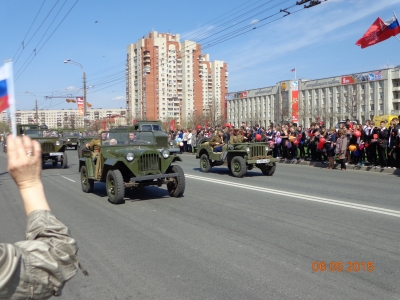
[86,130,108,178]
[230,128,244,143]
[209,130,224,152]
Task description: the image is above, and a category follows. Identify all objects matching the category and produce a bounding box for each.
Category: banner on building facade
[76,97,84,116]
[291,81,299,123]
[341,70,382,84]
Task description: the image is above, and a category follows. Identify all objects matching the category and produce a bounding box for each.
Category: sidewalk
[277,159,400,175]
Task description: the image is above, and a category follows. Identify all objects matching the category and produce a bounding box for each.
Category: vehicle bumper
[130,172,178,182]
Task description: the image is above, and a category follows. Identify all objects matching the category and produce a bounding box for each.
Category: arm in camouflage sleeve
[0,210,79,299]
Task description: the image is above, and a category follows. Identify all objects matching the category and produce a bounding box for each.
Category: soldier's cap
[233,128,240,131]
[98,129,103,134]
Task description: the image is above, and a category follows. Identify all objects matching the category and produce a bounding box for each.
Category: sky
[1,0,400,111]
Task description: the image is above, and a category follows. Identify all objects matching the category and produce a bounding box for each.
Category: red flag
[356,16,400,49]
[170,119,175,131]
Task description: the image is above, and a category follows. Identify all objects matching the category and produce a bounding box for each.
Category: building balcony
[225,72,229,76]
[143,53,150,58]
[391,110,400,114]
[392,86,400,91]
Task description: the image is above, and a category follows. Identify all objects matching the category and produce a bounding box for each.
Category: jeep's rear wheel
[61,152,68,169]
[106,169,125,204]
[81,166,94,193]
[231,156,246,178]
[167,165,185,197]
[262,163,276,176]
[200,154,212,172]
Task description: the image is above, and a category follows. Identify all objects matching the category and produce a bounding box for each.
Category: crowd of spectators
[168,117,400,170]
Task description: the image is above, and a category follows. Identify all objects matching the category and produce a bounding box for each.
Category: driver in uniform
[126,132,139,144]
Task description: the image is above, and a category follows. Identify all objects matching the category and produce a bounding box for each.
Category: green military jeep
[17,124,68,168]
[195,138,277,177]
[61,130,80,150]
[79,130,185,204]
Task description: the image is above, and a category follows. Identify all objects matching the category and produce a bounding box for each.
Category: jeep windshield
[101,131,155,146]
[140,124,162,131]
[25,129,58,138]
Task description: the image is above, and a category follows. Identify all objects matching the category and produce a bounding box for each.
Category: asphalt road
[0,149,399,300]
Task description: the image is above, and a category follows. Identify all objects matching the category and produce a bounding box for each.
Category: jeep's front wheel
[167,165,185,197]
[230,156,246,178]
[262,163,276,176]
[81,166,94,193]
[106,169,125,204]
[200,154,212,172]
[61,152,68,169]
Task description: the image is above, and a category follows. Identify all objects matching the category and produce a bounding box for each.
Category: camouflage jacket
[0,210,79,299]
[209,135,223,148]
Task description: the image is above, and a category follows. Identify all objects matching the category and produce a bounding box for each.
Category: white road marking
[185,174,400,218]
[58,175,76,182]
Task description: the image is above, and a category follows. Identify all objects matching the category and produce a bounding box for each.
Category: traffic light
[65,99,76,103]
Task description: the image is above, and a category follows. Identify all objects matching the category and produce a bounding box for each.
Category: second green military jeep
[79,130,185,204]
[17,124,68,168]
[196,138,277,177]
[133,121,180,154]
[61,130,80,150]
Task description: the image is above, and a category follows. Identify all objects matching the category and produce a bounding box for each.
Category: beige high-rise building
[126,31,228,127]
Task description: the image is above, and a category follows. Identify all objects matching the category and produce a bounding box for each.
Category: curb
[277,159,400,174]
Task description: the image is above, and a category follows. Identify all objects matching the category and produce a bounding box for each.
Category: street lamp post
[64,59,87,129]
[25,91,38,124]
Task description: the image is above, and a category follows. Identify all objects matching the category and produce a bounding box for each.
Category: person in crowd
[337,128,348,170]
[289,126,297,162]
[273,126,281,158]
[0,135,84,299]
[377,120,389,168]
[297,125,306,162]
[388,120,397,168]
[182,129,189,153]
[320,126,328,163]
[187,130,193,153]
[190,129,197,153]
[223,127,231,144]
[281,125,289,160]
[326,127,337,169]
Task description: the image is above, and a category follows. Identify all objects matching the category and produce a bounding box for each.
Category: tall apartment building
[227,66,400,129]
[126,31,228,127]
[1,108,127,130]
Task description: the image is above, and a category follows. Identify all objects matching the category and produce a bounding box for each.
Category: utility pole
[83,70,87,128]
[25,91,38,124]
[64,59,88,129]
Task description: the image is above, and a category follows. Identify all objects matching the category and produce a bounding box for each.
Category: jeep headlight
[265,146,269,152]
[161,149,170,159]
[56,141,60,146]
[169,141,174,147]
[125,153,134,162]
[246,147,250,153]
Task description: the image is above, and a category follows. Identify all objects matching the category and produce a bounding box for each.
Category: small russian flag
[0,63,12,112]
[0,61,16,135]
[290,68,296,72]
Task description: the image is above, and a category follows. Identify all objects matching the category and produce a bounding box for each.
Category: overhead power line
[12,0,47,61]
[15,0,80,81]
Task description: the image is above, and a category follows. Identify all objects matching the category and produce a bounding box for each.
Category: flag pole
[4,60,16,136]
[295,69,297,80]
[394,11,400,42]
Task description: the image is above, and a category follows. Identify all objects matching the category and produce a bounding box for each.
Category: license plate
[256,159,270,164]
[71,143,76,145]
[50,152,63,156]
